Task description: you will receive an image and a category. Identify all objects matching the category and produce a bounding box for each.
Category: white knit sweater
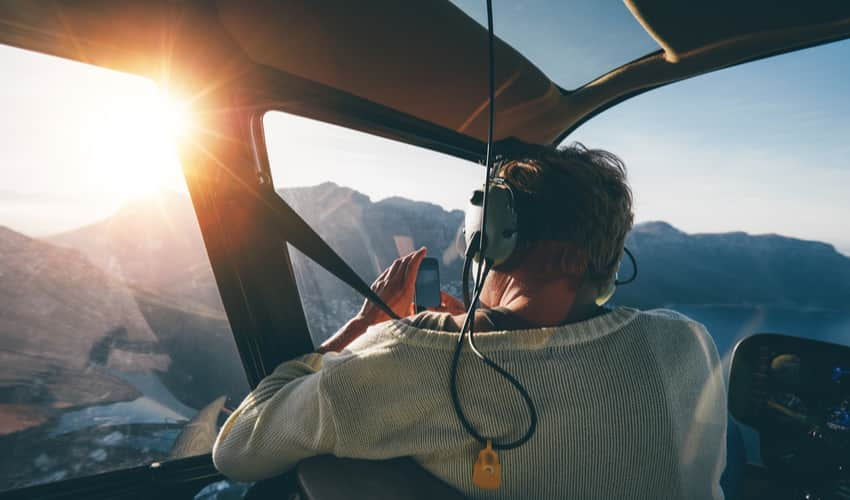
[213,307,726,499]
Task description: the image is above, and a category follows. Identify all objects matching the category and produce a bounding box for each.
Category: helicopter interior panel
[729,333,850,498]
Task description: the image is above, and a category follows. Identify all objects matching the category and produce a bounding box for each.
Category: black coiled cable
[448,0,538,452]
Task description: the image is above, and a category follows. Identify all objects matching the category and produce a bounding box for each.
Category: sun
[87,85,192,201]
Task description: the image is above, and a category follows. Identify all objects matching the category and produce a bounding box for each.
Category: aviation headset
[453,157,638,464]
[450,0,636,489]
[461,171,635,308]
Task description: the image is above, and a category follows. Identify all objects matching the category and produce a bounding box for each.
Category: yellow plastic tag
[472,440,501,490]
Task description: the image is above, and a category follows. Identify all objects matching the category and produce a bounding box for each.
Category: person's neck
[480,271,603,328]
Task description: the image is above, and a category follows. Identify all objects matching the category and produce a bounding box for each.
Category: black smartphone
[414,257,441,310]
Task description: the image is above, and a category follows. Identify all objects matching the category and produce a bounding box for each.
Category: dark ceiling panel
[215,0,566,143]
[2,0,850,147]
[627,0,850,61]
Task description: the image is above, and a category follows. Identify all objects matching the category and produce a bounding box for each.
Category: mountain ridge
[40,184,850,315]
[0,223,248,439]
[623,221,850,311]
[635,220,844,256]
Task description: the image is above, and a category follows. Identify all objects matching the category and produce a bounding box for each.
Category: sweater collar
[382,306,640,352]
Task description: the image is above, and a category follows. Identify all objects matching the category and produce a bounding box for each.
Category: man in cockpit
[212,144,727,499]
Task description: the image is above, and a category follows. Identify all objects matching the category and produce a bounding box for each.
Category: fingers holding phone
[326,248,431,353]
[360,247,427,322]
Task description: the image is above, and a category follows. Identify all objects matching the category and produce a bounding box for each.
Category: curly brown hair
[497,142,634,285]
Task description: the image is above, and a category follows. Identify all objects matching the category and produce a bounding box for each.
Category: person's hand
[358,247,428,324]
[318,248,427,354]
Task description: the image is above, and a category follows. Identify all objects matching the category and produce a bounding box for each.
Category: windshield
[264,110,481,344]
[0,45,249,492]
[448,0,659,89]
[569,38,850,362]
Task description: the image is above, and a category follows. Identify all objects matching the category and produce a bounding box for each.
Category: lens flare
[83,85,191,200]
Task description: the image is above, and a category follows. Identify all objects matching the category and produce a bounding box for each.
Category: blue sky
[1,35,849,256]
[571,39,850,255]
[449,0,658,89]
[271,37,850,256]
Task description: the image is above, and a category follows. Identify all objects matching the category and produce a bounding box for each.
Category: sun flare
[84,86,192,201]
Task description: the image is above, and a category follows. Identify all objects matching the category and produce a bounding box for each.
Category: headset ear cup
[465,182,518,266]
[481,181,519,266]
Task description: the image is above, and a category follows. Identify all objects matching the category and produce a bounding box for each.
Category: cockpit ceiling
[215,0,565,146]
[626,0,850,63]
[1,0,850,148]
[216,0,850,144]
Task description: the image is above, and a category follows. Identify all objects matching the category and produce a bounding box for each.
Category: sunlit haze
[0,46,188,236]
[1,41,849,255]
[263,112,482,212]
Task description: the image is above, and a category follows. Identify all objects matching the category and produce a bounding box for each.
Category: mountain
[3,182,850,439]
[48,192,218,309]
[44,183,850,340]
[47,184,466,339]
[282,182,465,282]
[0,219,249,425]
[0,226,158,434]
[4,185,849,489]
[279,183,466,337]
[0,223,249,489]
[618,221,850,311]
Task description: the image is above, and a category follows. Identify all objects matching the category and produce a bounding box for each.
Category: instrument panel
[729,334,850,486]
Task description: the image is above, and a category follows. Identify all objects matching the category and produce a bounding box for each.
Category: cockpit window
[569,38,850,364]
[448,0,659,89]
[0,46,249,491]
[263,111,481,345]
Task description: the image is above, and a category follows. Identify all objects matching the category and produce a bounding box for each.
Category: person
[212,143,726,499]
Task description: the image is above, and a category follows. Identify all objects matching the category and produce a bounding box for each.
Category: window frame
[0,9,493,499]
[239,68,489,356]
[0,43,490,498]
[0,60,264,499]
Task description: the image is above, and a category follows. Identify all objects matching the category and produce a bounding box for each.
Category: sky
[0,46,186,236]
[448,0,659,89]
[570,39,850,255]
[1,33,849,255]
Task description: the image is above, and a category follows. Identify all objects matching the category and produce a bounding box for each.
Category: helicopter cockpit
[1,1,850,499]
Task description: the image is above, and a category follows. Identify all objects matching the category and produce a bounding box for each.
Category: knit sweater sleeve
[212,353,336,482]
[642,310,727,500]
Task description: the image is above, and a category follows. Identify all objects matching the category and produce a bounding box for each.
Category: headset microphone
[599,247,639,305]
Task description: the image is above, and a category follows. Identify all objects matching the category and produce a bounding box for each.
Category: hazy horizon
[2,183,848,259]
[2,39,850,256]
